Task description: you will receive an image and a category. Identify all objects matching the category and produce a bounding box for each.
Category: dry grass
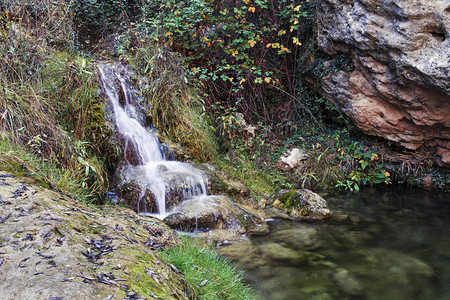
[132,46,218,161]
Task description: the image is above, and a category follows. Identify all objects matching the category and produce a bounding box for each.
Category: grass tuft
[132,46,218,162]
[159,235,256,300]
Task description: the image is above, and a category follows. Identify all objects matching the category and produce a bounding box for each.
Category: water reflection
[219,188,450,300]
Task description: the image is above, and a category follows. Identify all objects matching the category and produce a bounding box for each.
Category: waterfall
[98,63,208,219]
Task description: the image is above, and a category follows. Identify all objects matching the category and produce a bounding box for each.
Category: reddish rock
[317,0,450,166]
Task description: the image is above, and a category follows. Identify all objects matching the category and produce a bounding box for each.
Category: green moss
[123,251,193,299]
[277,190,301,212]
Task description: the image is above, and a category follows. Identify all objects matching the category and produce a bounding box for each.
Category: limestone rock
[163,195,256,232]
[317,0,450,166]
[192,163,250,199]
[277,148,308,170]
[0,172,190,300]
[269,189,332,220]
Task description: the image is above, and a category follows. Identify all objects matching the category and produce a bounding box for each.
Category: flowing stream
[98,63,208,219]
[219,187,450,300]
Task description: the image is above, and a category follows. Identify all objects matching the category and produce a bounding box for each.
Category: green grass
[0,138,102,204]
[159,235,257,300]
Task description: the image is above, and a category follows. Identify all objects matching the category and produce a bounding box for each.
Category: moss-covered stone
[269,189,332,220]
[0,171,194,299]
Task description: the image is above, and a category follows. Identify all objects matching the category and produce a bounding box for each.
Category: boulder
[192,163,250,199]
[317,0,450,166]
[163,195,257,232]
[269,189,332,220]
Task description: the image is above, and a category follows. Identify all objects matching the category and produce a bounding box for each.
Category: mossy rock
[269,189,332,220]
[0,171,193,299]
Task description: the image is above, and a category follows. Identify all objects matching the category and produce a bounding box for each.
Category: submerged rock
[333,268,363,296]
[269,189,332,220]
[259,242,307,262]
[273,227,322,250]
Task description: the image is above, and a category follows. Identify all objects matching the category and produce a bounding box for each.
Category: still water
[219,188,450,300]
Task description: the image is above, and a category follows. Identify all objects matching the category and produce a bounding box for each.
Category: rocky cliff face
[317,0,450,166]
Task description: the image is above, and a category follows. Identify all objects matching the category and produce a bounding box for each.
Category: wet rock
[259,242,307,262]
[273,227,322,250]
[333,268,363,296]
[198,229,241,244]
[218,239,262,269]
[163,195,256,232]
[269,189,332,220]
[247,222,270,236]
[115,164,208,213]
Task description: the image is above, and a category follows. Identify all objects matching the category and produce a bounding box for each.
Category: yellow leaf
[266,43,272,48]
[229,77,234,82]
[264,77,271,84]
[248,39,256,47]
[293,37,302,45]
[174,10,181,15]
[382,172,390,177]
[294,5,301,12]
[239,78,246,85]
[248,6,255,13]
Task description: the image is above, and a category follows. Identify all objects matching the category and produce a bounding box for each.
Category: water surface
[219,188,450,300]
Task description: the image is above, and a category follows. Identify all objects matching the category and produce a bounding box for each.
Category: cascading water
[98,63,208,219]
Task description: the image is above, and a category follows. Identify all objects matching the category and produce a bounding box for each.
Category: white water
[98,63,208,219]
